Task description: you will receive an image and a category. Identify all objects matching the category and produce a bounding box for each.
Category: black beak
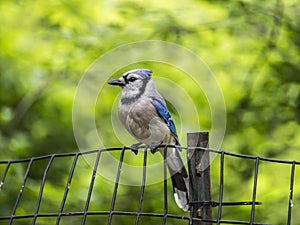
[108,79,125,87]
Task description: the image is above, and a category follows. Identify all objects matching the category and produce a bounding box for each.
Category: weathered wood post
[187,132,212,225]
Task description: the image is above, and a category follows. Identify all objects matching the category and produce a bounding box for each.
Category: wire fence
[0,133,299,225]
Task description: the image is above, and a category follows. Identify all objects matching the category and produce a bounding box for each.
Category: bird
[108,69,189,211]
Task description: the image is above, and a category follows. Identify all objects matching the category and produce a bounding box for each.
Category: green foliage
[0,0,299,224]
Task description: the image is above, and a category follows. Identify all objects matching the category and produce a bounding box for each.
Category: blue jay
[108,69,189,211]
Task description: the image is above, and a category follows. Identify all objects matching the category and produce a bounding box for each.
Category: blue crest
[123,69,152,79]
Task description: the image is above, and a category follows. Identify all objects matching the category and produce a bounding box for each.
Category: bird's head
[108,69,153,101]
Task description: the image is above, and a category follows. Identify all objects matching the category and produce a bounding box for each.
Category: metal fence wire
[0,132,299,225]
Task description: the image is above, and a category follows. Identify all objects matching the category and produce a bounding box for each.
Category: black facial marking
[123,74,136,84]
[122,74,129,83]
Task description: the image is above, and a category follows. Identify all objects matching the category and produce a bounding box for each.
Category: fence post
[187,132,212,225]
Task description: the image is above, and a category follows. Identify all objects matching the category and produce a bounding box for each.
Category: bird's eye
[128,77,137,82]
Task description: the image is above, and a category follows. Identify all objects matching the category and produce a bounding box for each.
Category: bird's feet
[149,141,163,154]
[131,142,163,155]
[131,142,143,155]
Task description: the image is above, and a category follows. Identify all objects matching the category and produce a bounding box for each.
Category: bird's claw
[131,142,164,155]
[149,141,163,154]
[131,142,142,155]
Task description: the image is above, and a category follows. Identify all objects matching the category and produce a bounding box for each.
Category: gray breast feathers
[118,98,170,145]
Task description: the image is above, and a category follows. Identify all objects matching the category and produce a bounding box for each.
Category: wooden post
[187,132,212,225]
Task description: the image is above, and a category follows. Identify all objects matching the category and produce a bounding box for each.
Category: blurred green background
[0,0,299,224]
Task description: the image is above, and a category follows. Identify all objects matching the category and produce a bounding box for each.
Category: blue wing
[151,97,180,144]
